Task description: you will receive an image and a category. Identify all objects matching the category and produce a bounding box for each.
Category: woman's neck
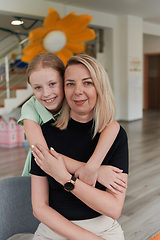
[70,111,93,123]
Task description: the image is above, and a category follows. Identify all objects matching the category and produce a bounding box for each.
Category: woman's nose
[75,84,83,95]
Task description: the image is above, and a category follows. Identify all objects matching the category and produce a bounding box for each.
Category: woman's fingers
[49,148,59,159]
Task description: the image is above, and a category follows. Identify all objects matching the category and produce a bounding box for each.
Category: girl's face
[64,64,97,122]
[29,68,64,115]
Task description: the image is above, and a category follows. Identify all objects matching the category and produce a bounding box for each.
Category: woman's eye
[66,83,74,86]
[84,81,92,85]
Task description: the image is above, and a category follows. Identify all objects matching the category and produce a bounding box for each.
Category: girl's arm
[24,119,48,149]
[24,119,84,173]
[75,119,120,186]
[32,144,128,220]
[31,175,105,240]
[25,119,126,192]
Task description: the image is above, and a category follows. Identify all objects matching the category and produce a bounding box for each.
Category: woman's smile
[74,99,87,106]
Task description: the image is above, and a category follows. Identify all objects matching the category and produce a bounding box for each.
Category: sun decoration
[21,8,96,65]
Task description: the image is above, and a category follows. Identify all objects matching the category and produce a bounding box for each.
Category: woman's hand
[98,166,127,194]
[32,144,71,185]
[75,164,97,187]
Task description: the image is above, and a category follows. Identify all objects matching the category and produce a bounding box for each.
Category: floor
[0,110,160,240]
[118,110,160,240]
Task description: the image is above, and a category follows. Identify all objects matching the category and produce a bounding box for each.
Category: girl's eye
[35,86,41,90]
[50,82,56,86]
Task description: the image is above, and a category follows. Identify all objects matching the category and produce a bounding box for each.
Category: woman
[31,54,129,240]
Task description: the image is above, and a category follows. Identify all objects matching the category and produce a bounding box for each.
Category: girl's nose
[43,87,51,97]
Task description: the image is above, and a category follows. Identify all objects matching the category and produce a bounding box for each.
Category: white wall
[128,16,143,121]
[144,34,160,54]
[1,0,160,120]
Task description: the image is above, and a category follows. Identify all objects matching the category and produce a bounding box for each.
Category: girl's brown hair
[26,52,65,83]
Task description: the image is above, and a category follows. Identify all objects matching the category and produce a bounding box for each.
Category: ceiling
[0,14,43,42]
[45,0,160,25]
[1,0,160,42]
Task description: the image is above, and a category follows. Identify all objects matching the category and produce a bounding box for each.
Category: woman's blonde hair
[26,52,65,83]
[55,54,116,137]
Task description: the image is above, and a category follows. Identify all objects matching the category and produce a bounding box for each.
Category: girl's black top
[30,118,129,220]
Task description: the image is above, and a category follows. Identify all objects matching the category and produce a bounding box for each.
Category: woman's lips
[74,100,87,106]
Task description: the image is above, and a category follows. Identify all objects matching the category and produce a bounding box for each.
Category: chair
[0,177,40,240]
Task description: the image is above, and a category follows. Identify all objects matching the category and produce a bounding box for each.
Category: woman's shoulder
[117,125,128,140]
[112,125,128,149]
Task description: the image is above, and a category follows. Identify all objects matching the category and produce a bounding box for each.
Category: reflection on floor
[0,110,160,240]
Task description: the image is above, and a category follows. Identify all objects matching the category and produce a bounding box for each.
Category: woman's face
[29,68,64,115]
[64,64,97,122]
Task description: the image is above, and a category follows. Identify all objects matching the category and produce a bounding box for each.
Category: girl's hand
[98,166,127,194]
[32,144,71,185]
[75,164,97,187]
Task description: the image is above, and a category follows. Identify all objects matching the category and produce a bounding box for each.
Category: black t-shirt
[30,118,129,220]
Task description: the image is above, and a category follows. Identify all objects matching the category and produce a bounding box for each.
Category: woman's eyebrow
[65,77,92,81]
[65,79,75,82]
[82,77,92,81]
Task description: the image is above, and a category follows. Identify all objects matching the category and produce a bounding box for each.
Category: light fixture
[11,20,24,26]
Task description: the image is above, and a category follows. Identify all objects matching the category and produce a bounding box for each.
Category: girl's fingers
[106,185,119,195]
[110,183,125,194]
[112,166,123,173]
[116,175,127,184]
[115,178,127,188]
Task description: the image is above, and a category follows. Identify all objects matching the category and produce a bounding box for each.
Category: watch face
[64,182,74,191]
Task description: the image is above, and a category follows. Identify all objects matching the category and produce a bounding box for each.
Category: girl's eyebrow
[32,83,41,86]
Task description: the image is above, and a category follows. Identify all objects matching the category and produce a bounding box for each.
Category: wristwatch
[64,175,77,192]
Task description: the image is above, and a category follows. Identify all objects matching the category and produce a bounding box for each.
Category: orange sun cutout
[21,8,96,65]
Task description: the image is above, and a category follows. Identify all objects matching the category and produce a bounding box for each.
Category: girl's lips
[74,100,87,106]
[44,97,56,104]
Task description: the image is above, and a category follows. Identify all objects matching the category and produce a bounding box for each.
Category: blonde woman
[31,54,128,240]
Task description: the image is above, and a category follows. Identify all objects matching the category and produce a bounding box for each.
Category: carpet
[150,233,160,240]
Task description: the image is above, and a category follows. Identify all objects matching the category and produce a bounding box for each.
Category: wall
[2,0,160,120]
[144,34,160,54]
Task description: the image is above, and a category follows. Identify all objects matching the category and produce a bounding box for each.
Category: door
[144,54,160,110]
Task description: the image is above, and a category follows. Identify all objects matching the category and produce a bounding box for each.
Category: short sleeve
[102,126,129,174]
[30,153,47,176]
[108,126,129,174]
[17,97,42,126]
